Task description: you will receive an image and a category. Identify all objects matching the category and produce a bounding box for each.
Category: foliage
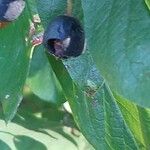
[0,0,150,149]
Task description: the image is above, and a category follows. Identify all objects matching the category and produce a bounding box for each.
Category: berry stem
[67,0,73,16]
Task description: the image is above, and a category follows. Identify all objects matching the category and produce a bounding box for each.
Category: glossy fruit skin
[43,15,85,59]
[0,0,25,27]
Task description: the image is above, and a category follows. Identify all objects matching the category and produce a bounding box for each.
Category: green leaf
[81,0,150,107]
[0,7,31,121]
[116,94,150,148]
[48,52,139,149]
[63,54,138,149]
[37,0,139,149]
[145,0,150,10]
[46,53,138,149]
[14,135,47,150]
[37,0,66,27]
[26,45,65,105]
[0,140,11,150]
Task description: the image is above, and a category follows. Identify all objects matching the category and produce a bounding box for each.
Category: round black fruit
[0,0,25,22]
[43,15,85,59]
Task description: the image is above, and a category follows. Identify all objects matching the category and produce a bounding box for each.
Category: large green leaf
[26,45,65,106]
[0,7,31,121]
[50,53,139,149]
[43,49,139,148]
[37,0,140,149]
[81,0,150,107]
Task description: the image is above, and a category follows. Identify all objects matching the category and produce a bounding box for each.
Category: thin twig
[66,0,73,16]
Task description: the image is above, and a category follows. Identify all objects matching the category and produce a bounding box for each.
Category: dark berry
[0,0,25,22]
[43,15,85,59]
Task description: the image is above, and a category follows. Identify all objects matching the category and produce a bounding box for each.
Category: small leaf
[14,135,47,150]
[116,94,150,148]
[145,0,150,10]
[27,45,65,105]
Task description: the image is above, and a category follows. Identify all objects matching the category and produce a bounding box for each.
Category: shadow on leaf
[13,135,47,150]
